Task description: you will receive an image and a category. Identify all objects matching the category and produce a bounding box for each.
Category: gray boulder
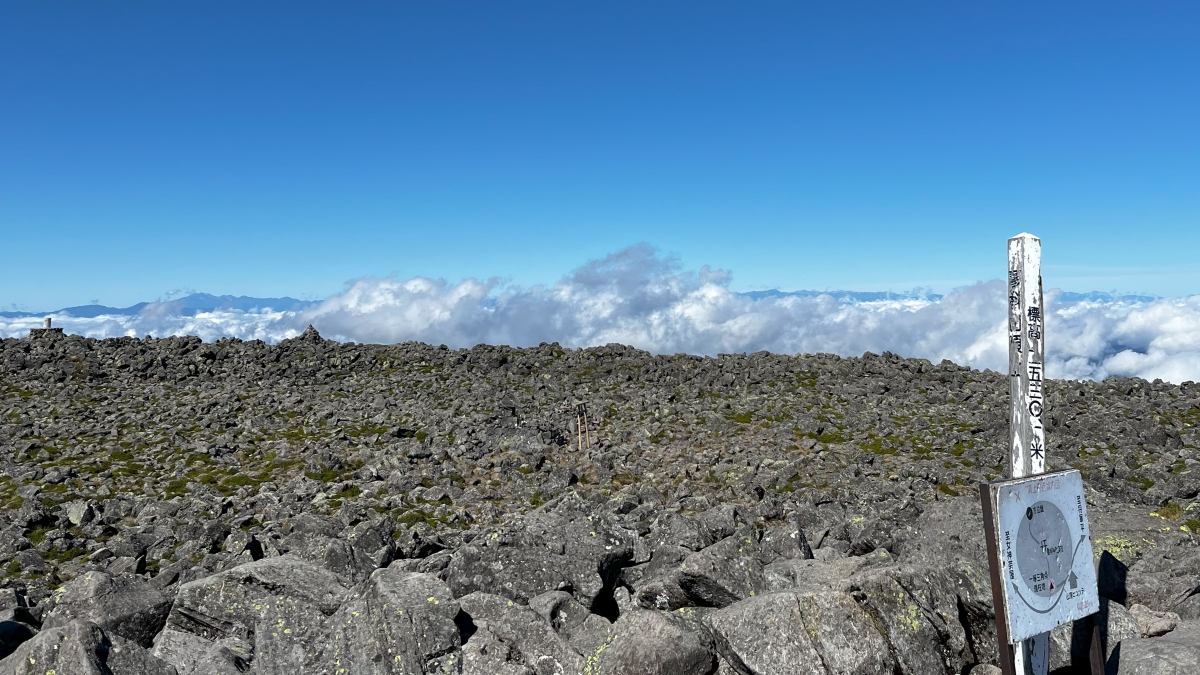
[1110,637,1200,674]
[1129,603,1181,637]
[529,591,589,634]
[629,545,692,611]
[705,589,893,675]
[705,592,825,675]
[648,506,748,553]
[636,533,767,611]
[191,644,252,675]
[762,554,871,592]
[631,574,693,612]
[153,555,347,675]
[595,609,718,675]
[848,564,982,674]
[460,629,532,672]
[13,550,48,574]
[564,612,613,658]
[445,493,635,611]
[324,569,461,675]
[0,619,176,675]
[0,526,29,563]
[756,521,813,563]
[1049,598,1139,670]
[394,522,445,560]
[1155,620,1200,645]
[715,658,741,675]
[347,516,397,569]
[528,590,612,656]
[0,590,26,612]
[461,629,535,675]
[286,513,342,539]
[1124,572,1200,618]
[280,533,379,586]
[107,634,181,675]
[152,632,253,675]
[677,534,767,608]
[1123,547,1200,614]
[42,570,172,648]
[896,497,989,570]
[65,500,97,527]
[0,621,36,661]
[457,591,585,675]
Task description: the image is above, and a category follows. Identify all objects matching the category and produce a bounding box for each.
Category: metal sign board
[981,469,1099,644]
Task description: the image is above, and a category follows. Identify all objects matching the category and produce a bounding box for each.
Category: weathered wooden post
[583,403,593,449]
[574,401,593,451]
[982,233,1101,675]
[1006,232,1050,673]
[1008,233,1046,480]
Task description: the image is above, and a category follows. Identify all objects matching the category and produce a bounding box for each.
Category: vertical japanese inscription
[1008,233,1049,675]
[1008,234,1045,478]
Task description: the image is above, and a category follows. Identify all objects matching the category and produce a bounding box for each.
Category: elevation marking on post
[1008,233,1045,481]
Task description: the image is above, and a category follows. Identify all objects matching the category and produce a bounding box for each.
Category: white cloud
[4,245,1199,383]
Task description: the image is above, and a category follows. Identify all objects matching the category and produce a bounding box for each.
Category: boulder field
[2,329,1200,673]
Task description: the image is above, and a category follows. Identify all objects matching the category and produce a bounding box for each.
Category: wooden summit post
[1008,234,1046,481]
[1005,233,1050,674]
[982,233,1104,675]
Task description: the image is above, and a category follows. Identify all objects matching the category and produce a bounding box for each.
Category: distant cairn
[28,316,64,339]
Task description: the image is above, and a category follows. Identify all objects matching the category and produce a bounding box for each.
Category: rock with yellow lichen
[41,571,171,649]
[593,609,718,675]
[321,568,461,675]
[457,591,586,675]
[528,590,613,657]
[443,492,635,610]
[0,618,175,675]
[461,629,533,675]
[151,556,346,675]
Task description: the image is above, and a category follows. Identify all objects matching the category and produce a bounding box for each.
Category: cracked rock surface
[2,329,1200,673]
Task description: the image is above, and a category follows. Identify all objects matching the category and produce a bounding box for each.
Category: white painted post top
[1008,233,1046,479]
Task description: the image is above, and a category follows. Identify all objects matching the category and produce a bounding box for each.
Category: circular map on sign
[1015,500,1072,598]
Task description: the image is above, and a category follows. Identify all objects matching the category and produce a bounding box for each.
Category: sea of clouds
[4,245,1199,383]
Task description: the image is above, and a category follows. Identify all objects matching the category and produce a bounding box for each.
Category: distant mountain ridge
[0,293,314,319]
[740,289,944,302]
[0,288,1164,320]
[1054,291,1160,303]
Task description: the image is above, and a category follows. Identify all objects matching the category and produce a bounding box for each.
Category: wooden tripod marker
[574,401,592,451]
[584,406,592,449]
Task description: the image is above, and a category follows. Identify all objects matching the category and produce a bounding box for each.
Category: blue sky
[2,1,1198,310]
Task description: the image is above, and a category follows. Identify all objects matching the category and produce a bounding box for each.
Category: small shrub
[937,483,960,497]
[1158,502,1185,520]
[26,526,53,547]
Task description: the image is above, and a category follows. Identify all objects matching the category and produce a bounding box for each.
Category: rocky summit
[2,328,1200,674]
